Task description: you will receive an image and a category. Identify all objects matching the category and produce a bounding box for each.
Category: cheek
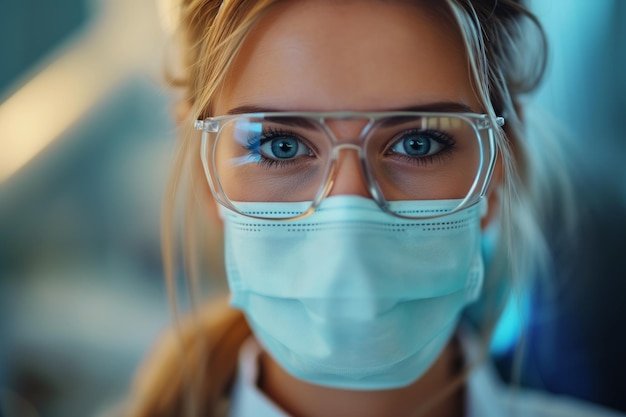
[197,171,224,229]
[189,134,224,227]
[481,154,503,230]
[205,191,224,228]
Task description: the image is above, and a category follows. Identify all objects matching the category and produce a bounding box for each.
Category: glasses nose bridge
[332,142,364,159]
[320,141,377,201]
[322,116,375,158]
[323,115,373,139]
[319,118,377,201]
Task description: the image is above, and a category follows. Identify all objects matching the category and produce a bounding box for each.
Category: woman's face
[215,0,484,201]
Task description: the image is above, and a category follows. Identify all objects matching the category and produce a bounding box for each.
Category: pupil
[404,136,430,156]
[272,138,298,158]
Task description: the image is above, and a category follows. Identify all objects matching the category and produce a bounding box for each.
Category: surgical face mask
[219,195,485,390]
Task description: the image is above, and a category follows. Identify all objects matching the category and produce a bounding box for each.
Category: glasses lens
[209,114,487,219]
[213,116,332,216]
[364,115,483,212]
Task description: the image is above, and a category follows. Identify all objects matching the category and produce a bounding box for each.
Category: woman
[121,1,625,416]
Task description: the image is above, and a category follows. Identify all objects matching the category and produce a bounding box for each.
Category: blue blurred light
[490,290,529,355]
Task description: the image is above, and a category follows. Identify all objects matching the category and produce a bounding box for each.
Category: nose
[326,146,371,198]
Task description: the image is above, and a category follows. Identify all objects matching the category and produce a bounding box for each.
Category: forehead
[216,0,480,114]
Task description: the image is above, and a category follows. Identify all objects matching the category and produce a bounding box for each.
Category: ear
[174,99,193,127]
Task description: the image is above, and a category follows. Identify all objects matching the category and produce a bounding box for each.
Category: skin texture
[216,0,488,200]
[213,1,497,416]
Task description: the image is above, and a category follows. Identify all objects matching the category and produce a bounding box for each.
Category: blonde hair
[122,1,555,416]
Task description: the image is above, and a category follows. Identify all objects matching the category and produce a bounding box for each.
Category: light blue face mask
[219,195,486,390]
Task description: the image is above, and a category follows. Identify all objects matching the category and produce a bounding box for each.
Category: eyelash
[244,127,456,168]
[385,129,456,166]
[245,127,310,168]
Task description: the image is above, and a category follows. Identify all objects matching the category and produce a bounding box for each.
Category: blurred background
[0,0,176,415]
[509,1,626,412]
[0,0,624,416]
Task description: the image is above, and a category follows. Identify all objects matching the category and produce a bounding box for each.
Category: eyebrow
[226,106,318,129]
[395,102,476,113]
[226,102,476,115]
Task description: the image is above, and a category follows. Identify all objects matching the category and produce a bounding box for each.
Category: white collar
[228,334,626,417]
[228,336,487,417]
[229,337,290,417]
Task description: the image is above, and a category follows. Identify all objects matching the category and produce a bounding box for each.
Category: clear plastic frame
[195,112,503,220]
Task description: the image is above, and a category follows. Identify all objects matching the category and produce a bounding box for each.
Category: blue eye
[387,129,454,163]
[262,136,307,159]
[390,132,444,157]
[246,129,314,167]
